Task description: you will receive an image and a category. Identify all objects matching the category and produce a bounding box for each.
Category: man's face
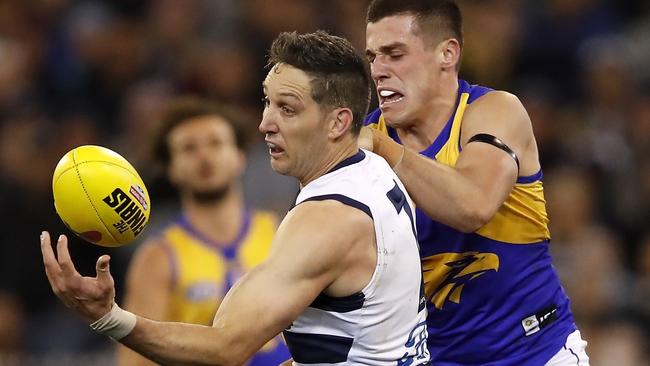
[167,116,245,201]
[366,14,441,127]
[259,63,329,180]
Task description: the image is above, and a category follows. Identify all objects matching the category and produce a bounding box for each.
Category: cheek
[168,162,187,184]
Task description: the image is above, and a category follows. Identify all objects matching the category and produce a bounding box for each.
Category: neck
[397,74,459,152]
[181,185,246,246]
[299,139,359,187]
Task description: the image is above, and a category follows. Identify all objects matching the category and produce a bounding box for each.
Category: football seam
[71,154,121,244]
[53,160,139,188]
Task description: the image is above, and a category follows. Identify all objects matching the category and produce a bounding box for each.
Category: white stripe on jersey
[285,149,430,366]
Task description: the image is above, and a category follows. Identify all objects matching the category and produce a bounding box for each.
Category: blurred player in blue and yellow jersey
[363,1,589,365]
[117,98,290,366]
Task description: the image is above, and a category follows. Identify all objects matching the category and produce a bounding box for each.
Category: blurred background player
[363,0,588,364]
[117,97,290,366]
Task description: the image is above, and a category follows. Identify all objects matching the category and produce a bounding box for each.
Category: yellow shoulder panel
[476,181,551,244]
[238,210,277,270]
[435,92,469,166]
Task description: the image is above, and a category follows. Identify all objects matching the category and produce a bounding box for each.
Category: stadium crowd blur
[0,0,649,365]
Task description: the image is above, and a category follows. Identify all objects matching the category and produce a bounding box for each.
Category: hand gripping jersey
[285,150,430,366]
[365,80,577,365]
[159,210,291,366]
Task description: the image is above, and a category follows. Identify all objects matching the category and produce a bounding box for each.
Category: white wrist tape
[89,302,137,340]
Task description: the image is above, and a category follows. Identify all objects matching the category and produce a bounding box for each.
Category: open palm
[40,231,115,324]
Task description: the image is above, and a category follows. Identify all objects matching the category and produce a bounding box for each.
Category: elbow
[201,341,246,366]
[221,360,245,366]
[456,202,494,233]
[209,356,245,366]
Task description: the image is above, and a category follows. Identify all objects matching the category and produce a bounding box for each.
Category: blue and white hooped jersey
[285,150,430,366]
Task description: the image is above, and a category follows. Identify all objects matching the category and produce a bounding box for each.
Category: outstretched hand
[40,231,115,324]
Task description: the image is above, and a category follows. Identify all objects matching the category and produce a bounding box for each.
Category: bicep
[457,91,535,199]
[211,259,324,350]
[454,142,518,209]
[210,202,363,359]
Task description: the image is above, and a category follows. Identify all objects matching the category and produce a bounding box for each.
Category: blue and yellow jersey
[159,209,291,366]
[365,80,576,365]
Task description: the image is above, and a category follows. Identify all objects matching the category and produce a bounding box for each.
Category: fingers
[95,255,113,285]
[40,231,56,267]
[40,231,61,281]
[358,126,374,151]
[56,234,77,275]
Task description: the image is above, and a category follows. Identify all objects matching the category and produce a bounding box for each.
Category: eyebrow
[278,92,302,102]
[366,42,407,56]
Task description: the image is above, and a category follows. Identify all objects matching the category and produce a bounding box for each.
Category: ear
[440,38,461,70]
[328,108,354,140]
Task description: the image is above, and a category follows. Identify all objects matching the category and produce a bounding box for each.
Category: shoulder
[461,90,533,142]
[272,199,373,259]
[466,90,528,121]
[264,199,373,283]
[127,237,173,279]
[251,209,280,228]
[284,200,372,236]
[460,89,540,174]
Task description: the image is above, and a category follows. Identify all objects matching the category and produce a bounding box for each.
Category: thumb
[95,255,113,282]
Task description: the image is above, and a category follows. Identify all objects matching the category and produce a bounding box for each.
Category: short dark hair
[367,0,463,49]
[152,97,248,166]
[267,31,371,136]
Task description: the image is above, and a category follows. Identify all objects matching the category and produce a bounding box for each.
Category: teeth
[380,90,396,97]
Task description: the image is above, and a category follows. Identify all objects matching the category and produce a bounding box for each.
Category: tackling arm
[371,91,539,232]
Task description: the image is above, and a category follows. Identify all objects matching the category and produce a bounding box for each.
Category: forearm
[118,346,160,366]
[120,317,243,366]
[394,148,490,232]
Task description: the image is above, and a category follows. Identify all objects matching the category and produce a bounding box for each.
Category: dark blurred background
[0,0,648,365]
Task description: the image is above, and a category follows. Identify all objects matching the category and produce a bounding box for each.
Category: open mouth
[379,89,404,106]
[266,141,285,157]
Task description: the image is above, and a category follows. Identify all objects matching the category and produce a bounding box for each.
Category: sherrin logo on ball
[52,145,151,247]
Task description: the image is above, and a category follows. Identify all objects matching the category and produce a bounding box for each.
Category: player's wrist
[372,130,404,168]
[89,302,137,340]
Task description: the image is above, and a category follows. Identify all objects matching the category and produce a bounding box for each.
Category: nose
[259,108,278,135]
[370,56,390,83]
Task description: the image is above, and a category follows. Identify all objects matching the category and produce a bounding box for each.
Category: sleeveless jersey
[364,79,576,365]
[285,150,430,366]
[159,209,291,366]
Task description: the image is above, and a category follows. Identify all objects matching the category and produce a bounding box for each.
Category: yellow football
[52,145,151,247]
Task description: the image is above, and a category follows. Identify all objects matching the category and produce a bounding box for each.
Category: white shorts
[545,330,590,366]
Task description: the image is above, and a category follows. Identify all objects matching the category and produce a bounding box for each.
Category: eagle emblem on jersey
[422,252,499,310]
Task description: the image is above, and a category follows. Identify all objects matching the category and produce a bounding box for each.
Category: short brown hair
[367,0,463,49]
[152,97,248,166]
[267,31,371,136]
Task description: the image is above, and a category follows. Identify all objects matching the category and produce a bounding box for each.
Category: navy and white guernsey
[284,149,430,366]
